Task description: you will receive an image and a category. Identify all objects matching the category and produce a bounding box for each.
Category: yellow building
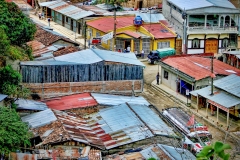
[86,16,176,55]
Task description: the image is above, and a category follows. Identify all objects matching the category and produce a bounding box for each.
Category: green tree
[0,28,10,55]
[0,65,30,99]
[196,141,231,160]
[0,0,36,46]
[0,107,31,157]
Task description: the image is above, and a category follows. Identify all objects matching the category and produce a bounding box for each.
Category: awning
[207,100,229,112]
[219,34,229,39]
[206,34,218,39]
[188,34,205,39]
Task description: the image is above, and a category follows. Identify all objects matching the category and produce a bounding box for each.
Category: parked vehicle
[147,48,175,64]
[162,107,212,155]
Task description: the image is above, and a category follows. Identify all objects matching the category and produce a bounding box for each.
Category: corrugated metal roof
[0,94,7,102]
[140,144,196,160]
[92,49,145,66]
[54,49,103,64]
[96,104,154,149]
[169,0,235,10]
[20,60,78,66]
[158,144,196,160]
[15,99,48,111]
[161,56,240,80]
[130,104,176,136]
[91,93,150,106]
[21,109,57,128]
[190,86,240,108]
[207,0,235,8]
[48,1,66,9]
[52,49,145,66]
[135,13,166,23]
[168,0,213,10]
[39,1,57,7]
[45,93,98,110]
[213,74,240,98]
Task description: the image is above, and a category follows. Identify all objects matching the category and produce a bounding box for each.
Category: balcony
[187,26,238,34]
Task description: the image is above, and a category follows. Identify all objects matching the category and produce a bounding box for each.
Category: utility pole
[210,56,214,95]
[182,9,187,54]
[84,21,87,49]
[113,5,117,51]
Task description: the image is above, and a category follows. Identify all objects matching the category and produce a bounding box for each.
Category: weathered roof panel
[48,1,66,9]
[45,93,98,110]
[158,144,196,160]
[168,0,213,10]
[15,99,48,111]
[21,109,57,128]
[130,104,176,136]
[213,74,240,98]
[91,93,150,106]
[39,1,57,7]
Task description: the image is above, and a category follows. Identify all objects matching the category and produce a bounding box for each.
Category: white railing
[187,26,238,34]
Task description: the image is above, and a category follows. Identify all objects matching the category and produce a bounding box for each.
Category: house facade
[162,0,240,55]
[87,16,176,55]
[20,49,145,99]
[190,74,240,126]
[39,1,94,34]
[159,55,240,98]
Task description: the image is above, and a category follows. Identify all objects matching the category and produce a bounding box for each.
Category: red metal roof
[162,56,240,80]
[117,31,141,38]
[46,93,98,110]
[87,16,135,33]
[142,23,176,39]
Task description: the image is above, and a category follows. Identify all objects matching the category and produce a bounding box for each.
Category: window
[164,70,168,80]
[88,28,93,37]
[222,38,229,48]
[192,38,200,48]
[142,38,151,54]
[66,17,68,23]
[158,41,170,49]
[134,39,140,52]
[96,32,101,38]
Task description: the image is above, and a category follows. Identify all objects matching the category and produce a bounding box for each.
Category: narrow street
[140,61,240,159]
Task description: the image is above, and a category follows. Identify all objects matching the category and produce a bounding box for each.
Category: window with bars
[157,41,170,49]
[88,29,93,37]
[222,38,229,48]
[116,39,124,51]
[96,32,101,38]
[192,38,200,48]
[109,39,113,50]
[142,38,150,54]
[134,39,140,52]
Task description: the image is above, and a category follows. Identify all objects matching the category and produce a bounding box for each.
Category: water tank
[133,15,143,26]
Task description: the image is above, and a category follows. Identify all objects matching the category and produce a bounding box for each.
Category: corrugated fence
[21,62,143,83]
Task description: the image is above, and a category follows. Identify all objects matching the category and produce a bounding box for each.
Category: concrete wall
[23,80,143,99]
[161,68,177,91]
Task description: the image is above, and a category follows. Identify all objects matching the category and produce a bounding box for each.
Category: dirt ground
[140,61,240,159]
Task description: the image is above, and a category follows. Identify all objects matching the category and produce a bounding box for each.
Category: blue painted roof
[213,74,240,98]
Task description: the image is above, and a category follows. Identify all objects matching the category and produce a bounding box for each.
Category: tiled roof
[53,46,81,57]
[27,40,45,51]
[162,56,240,80]
[34,26,78,46]
[7,0,33,10]
[45,93,98,111]
[142,23,176,39]
[87,16,135,32]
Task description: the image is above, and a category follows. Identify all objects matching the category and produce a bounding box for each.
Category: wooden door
[176,38,182,55]
[205,39,218,54]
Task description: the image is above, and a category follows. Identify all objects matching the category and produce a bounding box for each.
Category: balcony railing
[187,26,238,34]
